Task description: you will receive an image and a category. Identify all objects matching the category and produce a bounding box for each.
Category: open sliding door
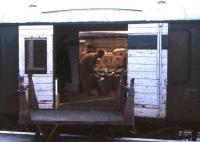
[128,23,168,118]
[19,25,54,109]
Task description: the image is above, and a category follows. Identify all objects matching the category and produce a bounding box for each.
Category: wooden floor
[30,109,124,125]
[59,90,122,110]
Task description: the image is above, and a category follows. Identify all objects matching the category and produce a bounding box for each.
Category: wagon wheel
[89,127,115,142]
[35,124,59,141]
[34,131,41,142]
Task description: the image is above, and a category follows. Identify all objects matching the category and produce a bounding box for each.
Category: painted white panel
[133,79,158,87]
[134,93,157,100]
[128,49,168,118]
[37,95,53,101]
[128,64,167,75]
[24,84,53,91]
[128,71,157,80]
[24,75,53,84]
[35,90,53,96]
[19,26,54,31]
[134,89,167,105]
[135,98,158,105]
[134,107,159,118]
[19,26,53,36]
[128,72,167,88]
[128,50,168,58]
[134,86,157,94]
[128,56,167,65]
[19,25,54,109]
[38,104,53,109]
[129,64,156,72]
[34,91,53,106]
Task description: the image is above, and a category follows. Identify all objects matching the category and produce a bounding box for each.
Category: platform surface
[0,132,191,142]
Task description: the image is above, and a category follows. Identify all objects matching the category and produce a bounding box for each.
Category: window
[25,38,47,74]
[128,35,157,49]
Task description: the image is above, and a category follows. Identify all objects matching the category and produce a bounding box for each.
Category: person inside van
[79,49,105,96]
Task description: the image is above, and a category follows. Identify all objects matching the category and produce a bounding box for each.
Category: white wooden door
[128,23,168,118]
[19,25,53,109]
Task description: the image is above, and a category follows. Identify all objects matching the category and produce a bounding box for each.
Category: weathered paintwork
[167,22,200,122]
[19,25,54,109]
[0,26,18,114]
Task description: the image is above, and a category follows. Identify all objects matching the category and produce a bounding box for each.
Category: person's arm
[88,56,99,74]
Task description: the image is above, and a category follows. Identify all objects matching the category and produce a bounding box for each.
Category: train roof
[0,0,200,24]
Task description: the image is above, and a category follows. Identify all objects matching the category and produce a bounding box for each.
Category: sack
[101,53,113,68]
[113,48,127,57]
[112,56,124,68]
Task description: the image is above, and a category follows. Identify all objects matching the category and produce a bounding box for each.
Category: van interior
[54,24,128,110]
